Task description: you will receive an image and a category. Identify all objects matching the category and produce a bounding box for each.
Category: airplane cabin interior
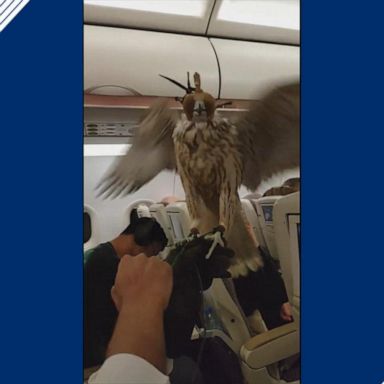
[83,1,300,383]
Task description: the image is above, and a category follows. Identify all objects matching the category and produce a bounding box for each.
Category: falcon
[96,73,299,277]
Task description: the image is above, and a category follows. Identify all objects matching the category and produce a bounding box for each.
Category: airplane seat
[209,277,293,381]
[273,192,300,325]
[164,202,191,242]
[239,192,301,384]
[125,199,155,224]
[207,278,263,349]
[241,198,268,252]
[149,203,175,246]
[83,205,100,254]
[252,196,282,261]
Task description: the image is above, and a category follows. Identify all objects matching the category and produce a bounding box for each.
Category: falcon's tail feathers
[226,208,263,278]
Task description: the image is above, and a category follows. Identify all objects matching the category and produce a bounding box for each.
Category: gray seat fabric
[222,278,253,335]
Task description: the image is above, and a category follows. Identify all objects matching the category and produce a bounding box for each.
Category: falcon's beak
[192,100,208,122]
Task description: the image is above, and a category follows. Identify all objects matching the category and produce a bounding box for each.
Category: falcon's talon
[186,234,198,242]
[186,228,200,242]
[213,225,226,234]
[189,227,200,236]
[205,230,225,260]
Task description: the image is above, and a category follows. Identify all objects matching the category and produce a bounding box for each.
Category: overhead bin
[84,0,215,35]
[84,25,220,98]
[211,38,299,100]
[208,20,299,46]
[208,0,300,45]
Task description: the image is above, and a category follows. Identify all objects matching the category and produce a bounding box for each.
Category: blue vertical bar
[0,1,83,382]
[302,1,384,383]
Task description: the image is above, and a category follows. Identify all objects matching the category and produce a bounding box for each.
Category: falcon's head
[159,72,217,123]
[182,73,216,122]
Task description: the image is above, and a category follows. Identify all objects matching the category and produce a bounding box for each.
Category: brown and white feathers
[173,113,260,276]
[96,99,177,199]
[96,82,300,276]
[239,83,300,191]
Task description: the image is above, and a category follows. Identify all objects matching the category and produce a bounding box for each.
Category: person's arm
[89,254,173,384]
[261,255,293,323]
[106,298,167,373]
[88,354,170,384]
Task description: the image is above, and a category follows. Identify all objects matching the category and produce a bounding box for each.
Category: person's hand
[107,254,173,373]
[111,254,173,313]
[280,302,293,322]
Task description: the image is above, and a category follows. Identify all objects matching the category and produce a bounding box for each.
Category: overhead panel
[208,0,300,45]
[84,0,215,35]
[84,25,220,98]
[211,38,299,100]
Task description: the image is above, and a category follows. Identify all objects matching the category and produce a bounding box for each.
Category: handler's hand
[111,254,173,313]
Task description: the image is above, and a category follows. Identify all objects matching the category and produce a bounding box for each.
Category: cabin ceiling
[84,0,300,45]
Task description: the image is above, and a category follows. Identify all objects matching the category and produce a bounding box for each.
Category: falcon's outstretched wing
[238,82,300,191]
[96,99,178,199]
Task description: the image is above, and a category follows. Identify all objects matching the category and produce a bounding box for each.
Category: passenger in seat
[234,247,293,330]
[234,179,300,332]
[84,213,168,369]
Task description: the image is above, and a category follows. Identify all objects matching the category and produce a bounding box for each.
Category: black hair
[121,215,168,250]
[129,208,140,225]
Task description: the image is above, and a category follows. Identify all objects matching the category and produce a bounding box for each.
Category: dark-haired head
[120,216,168,256]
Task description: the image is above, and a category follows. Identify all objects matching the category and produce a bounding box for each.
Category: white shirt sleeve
[88,354,170,384]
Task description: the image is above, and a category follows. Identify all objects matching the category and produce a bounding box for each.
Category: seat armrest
[240,322,299,369]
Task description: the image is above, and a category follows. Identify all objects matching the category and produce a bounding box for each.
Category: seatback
[125,199,155,225]
[164,202,191,242]
[84,205,100,252]
[273,192,300,323]
[240,193,301,384]
[208,278,255,352]
[149,203,175,246]
[252,196,282,260]
[241,199,268,250]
